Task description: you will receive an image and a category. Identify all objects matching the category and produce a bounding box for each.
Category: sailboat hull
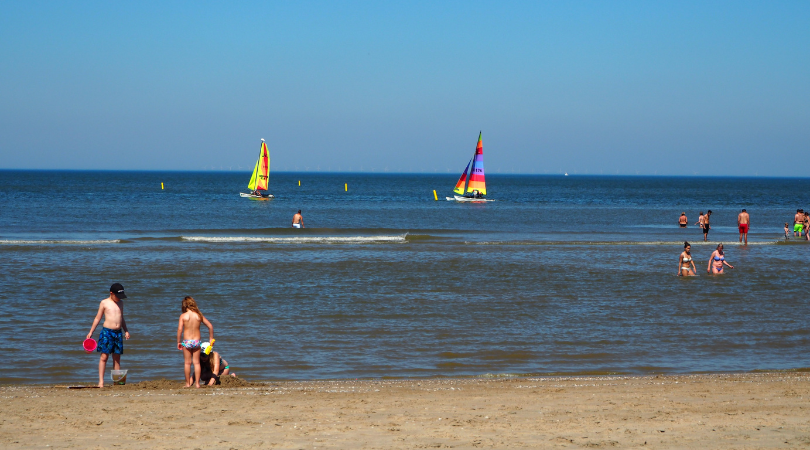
[239,192,275,199]
[446,195,493,202]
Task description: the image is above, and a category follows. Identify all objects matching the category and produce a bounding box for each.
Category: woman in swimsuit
[679,213,688,228]
[678,241,696,276]
[707,244,734,275]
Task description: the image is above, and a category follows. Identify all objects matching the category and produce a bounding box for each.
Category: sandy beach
[2,372,809,449]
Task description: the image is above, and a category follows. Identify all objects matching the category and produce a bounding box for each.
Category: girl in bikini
[678,242,696,276]
[707,244,734,275]
[176,296,214,388]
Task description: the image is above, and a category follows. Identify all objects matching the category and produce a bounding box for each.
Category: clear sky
[1,1,808,176]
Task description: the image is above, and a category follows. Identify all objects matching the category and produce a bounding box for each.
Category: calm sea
[1,170,808,384]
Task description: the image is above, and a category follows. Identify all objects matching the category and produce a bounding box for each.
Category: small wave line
[181,235,408,244]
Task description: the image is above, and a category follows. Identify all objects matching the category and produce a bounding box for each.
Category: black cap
[110,283,127,299]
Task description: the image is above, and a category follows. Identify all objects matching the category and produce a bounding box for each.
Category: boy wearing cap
[86,283,130,388]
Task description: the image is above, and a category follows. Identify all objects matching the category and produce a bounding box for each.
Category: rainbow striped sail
[247,140,270,191]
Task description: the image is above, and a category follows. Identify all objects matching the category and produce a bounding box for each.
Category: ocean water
[0,170,809,384]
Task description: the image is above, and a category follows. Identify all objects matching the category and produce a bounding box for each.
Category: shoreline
[3,372,808,448]
[4,367,810,389]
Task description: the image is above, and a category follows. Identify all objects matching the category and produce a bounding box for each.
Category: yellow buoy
[298,180,300,186]
[161,182,164,190]
[345,183,347,192]
[433,190,437,201]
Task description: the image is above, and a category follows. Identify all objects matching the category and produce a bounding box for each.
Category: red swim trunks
[739,224,749,233]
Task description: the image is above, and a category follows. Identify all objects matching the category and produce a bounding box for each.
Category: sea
[1,170,809,385]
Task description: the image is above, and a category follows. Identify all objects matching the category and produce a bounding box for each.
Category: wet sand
[2,372,809,449]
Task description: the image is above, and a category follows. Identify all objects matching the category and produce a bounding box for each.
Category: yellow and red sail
[453,159,471,195]
[247,140,270,191]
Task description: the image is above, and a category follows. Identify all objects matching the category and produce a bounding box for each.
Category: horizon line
[0,168,808,179]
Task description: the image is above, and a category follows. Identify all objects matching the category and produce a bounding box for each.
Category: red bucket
[83,338,97,353]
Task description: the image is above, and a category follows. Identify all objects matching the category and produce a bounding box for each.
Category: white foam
[0,239,121,245]
[181,235,407,244]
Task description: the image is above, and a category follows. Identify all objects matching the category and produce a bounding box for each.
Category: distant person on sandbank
[794,209,804,237]
[678,242,696,276]
[702,210,712,241]
[679,212,688,228]
[804,213,810,241]
[85,283,130,388]
[292,210,305,229]
[737,209,750,244]
[177,296,214,388]
[707,244,734,275]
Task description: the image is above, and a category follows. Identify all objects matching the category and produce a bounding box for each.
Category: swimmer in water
[292,210,304,229]
[678,241,696,276]
[707,243,734,275]
[679,212,688,228]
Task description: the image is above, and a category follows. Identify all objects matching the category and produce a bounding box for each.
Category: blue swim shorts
[97,327,124,354]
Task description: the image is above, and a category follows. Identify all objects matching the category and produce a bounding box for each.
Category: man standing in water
[702,210,712,241]
[737,209,750,244]
[795,209,804,237]
[292,210,305,229]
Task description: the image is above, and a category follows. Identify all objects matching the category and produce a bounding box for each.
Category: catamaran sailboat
[240,139,274,199]
[446,132,492,202]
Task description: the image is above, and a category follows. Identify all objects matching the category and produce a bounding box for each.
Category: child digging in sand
[176,296,214,388]
[86,283,130,388]
[197,341,237,386]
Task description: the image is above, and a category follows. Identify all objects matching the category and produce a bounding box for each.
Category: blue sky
[1,1,808,175]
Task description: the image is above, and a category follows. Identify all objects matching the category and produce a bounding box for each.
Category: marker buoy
[433,190,438,201]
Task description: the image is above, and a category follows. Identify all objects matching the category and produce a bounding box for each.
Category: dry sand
[2,372,809,449]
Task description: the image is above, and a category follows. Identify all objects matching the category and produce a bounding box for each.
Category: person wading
[737,209,750,245]
[702,210,712,242]
[292,210,305,229]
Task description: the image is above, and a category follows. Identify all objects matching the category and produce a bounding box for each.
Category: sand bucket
[111,370,128,385]
[83,338,97,353]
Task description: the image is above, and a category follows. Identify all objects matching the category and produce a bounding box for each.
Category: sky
[0,1,808,176]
